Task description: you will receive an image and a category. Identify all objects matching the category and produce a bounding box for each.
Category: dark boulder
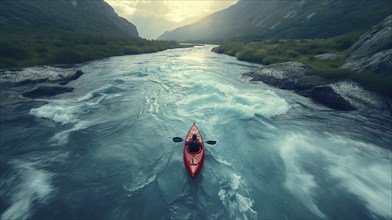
[58,70,84,85]
[23,86,74,98]
[15,78,48,86]
[310,86,356,110]
[244,62,331,91]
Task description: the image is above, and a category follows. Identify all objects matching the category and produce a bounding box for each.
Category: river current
[1,46,391,220]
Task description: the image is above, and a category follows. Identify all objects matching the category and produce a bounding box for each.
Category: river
[1,45,391,220]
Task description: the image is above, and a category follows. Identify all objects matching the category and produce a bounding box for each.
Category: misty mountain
[0,0,139,39]
[130,14,202,39]
[130,15,177,39]
[158,0,391,42]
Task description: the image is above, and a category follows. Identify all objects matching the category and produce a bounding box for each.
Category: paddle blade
[173,137,184,142]
[206,140,217,145]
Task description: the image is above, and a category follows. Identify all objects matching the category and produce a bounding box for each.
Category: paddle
[172,137,183,142]
[172,137,217,145]
[206,140,217,145]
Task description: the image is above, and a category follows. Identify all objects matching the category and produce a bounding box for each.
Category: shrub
[35,46,48,54]
[123,46,142,55]
[53,40,66,47]
[0,43,29,59]
[286,50,300,58]
[50,48,83,64]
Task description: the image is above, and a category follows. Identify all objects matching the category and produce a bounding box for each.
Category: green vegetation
[0,31,182,68]
[212,32,391,97]
[212,33,361,65]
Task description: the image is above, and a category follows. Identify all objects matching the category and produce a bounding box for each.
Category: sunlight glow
[106,0,238,23]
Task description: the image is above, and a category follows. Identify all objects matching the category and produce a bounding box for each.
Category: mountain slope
[158,0,392,41]
[0,0,139,39]
[342,15,392,75]
[0,0,182,68]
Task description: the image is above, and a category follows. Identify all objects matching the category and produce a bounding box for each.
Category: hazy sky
[105,0,238,39]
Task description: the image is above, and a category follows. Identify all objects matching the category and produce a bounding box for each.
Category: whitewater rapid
[1,45,391,220]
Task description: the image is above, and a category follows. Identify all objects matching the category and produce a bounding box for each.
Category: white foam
[218,173,257,220]
[280,134,326,218]
[177,82,290,124]
[29,85,123,145]
[279,132,392,219]
[30,103,80,125]
[50,120,91,145]
[29,84,123,125]
[123,174,156,196]
[213,154,233,167]
[1,162,53,220]
[30,99,92,145]
[321,138,392,219]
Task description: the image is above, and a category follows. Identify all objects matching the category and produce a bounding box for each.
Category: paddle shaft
[172,137,216,145]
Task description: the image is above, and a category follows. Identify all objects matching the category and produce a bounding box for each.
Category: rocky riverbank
[242,15,391,114]
[243,61,391,114]
[0,67,84,99]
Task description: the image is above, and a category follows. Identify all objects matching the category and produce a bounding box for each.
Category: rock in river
[58,70,85,85]
[244,61,329,90]
[243,61,357,110]
[310,86,356,110]
[23,86,74,98]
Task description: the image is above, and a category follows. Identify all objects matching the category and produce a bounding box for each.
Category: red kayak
[183,122,205,179]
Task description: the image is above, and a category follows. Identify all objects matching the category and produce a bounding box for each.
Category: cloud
[105,0,138,18]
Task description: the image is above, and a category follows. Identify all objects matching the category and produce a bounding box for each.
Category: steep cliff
[342,15,392,75]
[0,0,139,39]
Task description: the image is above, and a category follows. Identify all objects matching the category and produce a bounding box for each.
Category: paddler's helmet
[192,134,197,141]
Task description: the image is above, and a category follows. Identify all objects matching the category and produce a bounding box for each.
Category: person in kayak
[187,134,201,152]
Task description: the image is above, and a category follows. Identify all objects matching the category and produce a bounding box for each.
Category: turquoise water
[1,46,391,219]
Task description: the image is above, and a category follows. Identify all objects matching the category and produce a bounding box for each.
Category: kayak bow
[183,122,205,179]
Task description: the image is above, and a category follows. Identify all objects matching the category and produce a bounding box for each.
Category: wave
[30,85,122,125]
[322,137,392,219]
[218,173,257,220]
[212,154,233,167]
[280,133,326,218]
[29,84,124,145]
[122,174,157,197]
[279,132,392,219]
[176,82,290,126]
[50,120,91,145]
[1,161,53,220]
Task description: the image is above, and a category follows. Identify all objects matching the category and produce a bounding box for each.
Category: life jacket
[188,140,200,152]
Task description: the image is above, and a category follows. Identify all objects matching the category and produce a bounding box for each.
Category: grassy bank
[0,32,182,69]
[212,33,391,97]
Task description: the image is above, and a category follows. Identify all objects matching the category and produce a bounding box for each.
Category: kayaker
[187,134,201,152]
